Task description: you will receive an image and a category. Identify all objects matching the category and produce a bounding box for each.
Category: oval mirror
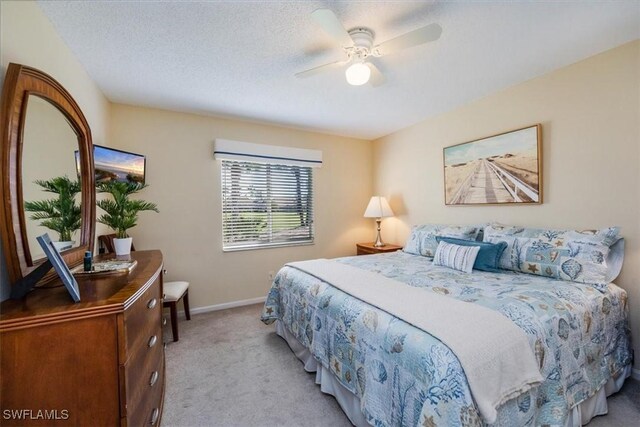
[0,63,95,286]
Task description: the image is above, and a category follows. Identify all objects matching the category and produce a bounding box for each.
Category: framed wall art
[443,124,542,205]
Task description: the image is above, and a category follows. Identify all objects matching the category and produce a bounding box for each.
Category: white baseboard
[632,368,640,381]
[174,296,266,317]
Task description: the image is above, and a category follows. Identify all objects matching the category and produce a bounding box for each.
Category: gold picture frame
[443,124,542,205]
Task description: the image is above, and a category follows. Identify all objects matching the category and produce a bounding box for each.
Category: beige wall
[0,1,110,145]
[109,104,373,308]
[22,96,82,259]
[373,40,640,372]
[0,1,112,298]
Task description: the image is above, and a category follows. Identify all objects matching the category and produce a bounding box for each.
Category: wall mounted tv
[76,145,146,184]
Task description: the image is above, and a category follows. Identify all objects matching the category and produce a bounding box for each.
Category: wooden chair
[98,234,190,342]
[162,281,190,342]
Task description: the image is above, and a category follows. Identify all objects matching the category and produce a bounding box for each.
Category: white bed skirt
[275,320,631,427]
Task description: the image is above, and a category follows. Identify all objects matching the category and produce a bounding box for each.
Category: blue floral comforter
[261,252,632,426]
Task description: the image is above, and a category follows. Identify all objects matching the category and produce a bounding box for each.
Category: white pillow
[433,241,480,274]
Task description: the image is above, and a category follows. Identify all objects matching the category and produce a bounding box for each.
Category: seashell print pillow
[483,223,623,290]
[403,224,481,258]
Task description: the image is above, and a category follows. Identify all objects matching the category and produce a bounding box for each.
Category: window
[221,160,314,250]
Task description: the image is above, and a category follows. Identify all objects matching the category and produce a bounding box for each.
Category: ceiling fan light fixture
[299,9,442,87]
[345,62,371,86]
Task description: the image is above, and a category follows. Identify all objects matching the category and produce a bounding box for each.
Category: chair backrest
[98,234,137,253]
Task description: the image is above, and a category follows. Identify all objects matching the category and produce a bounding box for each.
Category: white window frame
[220,159,314,251]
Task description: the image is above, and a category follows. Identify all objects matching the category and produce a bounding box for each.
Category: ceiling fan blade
[367,62,386,87]
[374,23,442,56]
[295,60,347,79]
[311,9,354,47]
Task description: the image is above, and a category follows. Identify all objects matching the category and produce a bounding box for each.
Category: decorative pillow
[433,241,480,274]
[483,223,622,289]
[403,224,480,258]
[605,238,625,283]
[436,237,507,273]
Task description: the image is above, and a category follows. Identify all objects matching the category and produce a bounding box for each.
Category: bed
[261,250,632,426]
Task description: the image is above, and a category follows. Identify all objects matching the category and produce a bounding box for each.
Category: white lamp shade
[364,196,394,218]
[345,62,371,86]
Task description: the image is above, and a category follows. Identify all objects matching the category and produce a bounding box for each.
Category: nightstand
[356,242,403,256]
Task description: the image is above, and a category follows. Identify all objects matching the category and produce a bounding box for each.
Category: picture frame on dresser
[36,233,81,302]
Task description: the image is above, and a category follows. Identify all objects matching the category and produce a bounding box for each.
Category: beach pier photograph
[444,125,542,205]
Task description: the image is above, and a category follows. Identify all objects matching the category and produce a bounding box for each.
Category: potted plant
[24,176,82,251]
[96,181,159,255]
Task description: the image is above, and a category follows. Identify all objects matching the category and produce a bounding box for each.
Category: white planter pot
[52,241,74,252]
[113,237,133,256]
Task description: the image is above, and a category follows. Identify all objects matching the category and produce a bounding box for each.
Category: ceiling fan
[296,9,442,87]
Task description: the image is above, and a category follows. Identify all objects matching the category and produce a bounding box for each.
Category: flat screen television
[76,145,146,184]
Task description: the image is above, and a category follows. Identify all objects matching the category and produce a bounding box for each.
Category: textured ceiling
[37,1,640,140]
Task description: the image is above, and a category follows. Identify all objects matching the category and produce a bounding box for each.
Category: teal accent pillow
[436,236,507,273]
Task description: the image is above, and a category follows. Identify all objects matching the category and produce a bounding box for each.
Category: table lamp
[364,196,394,247]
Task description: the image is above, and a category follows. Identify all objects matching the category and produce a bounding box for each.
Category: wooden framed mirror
[0,63,95,286]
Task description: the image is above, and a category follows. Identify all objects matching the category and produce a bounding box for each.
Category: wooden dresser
[0,250,165,426]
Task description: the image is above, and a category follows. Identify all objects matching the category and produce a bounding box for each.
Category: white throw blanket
[286,259,543,424]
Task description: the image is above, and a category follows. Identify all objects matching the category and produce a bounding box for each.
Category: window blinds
[221,160,314,250]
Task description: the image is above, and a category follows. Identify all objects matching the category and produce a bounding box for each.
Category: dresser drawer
[123,323,163,414]
[124,277,162,356]
[126,358,165,427]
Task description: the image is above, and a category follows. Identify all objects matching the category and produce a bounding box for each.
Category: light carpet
[162,303,639,427]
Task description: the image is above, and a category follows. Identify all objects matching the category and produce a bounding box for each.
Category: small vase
[113,237,133,256]
[52,241,74,252]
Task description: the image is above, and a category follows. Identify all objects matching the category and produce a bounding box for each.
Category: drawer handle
[149,370,159,387]
[148,335,157,348]
[147,298,157,309]
[149,408,159,425]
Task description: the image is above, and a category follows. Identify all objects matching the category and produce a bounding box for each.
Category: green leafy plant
[96,181,159,239]
[24,176,82,242]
